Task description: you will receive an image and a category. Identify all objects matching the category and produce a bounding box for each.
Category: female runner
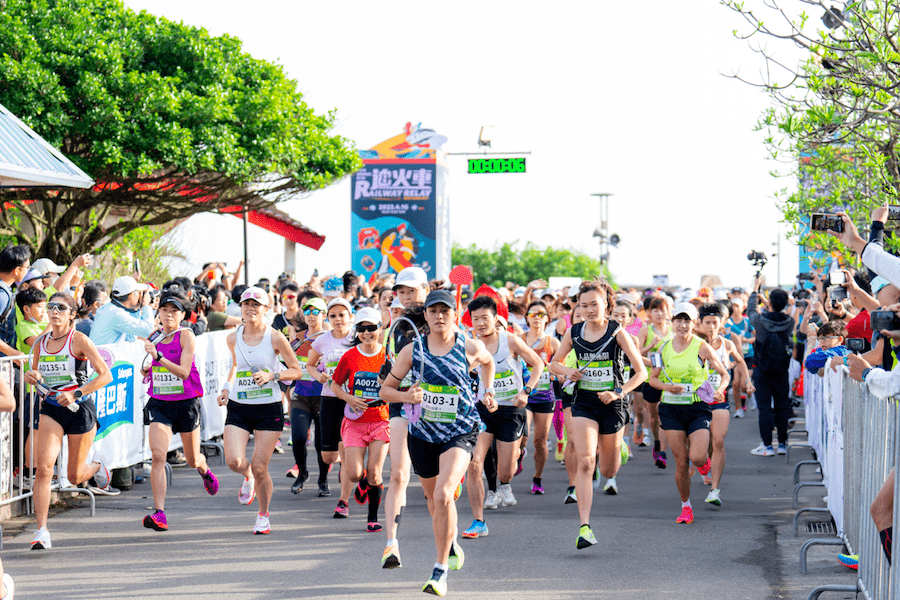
[26,292,113,550]
[638,296,673,467]
[521,300,559,495]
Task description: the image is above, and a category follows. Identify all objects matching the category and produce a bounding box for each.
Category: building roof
[220,204,325,250]
[0,102,94,188]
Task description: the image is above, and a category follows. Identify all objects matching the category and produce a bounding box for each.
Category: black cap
[460,287,472,302]
[731,287,745,294]
[424,289,455,309]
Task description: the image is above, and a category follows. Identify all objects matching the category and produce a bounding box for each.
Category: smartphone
[829,285,848,303]
[847,338,866,352]
[650,353,663,368]
[290,338,302,353]
[810,213,844,233]
[871,309,900,331]
[798,272,816,281]
[889,206,900,220]
[134,258,141,273]
[796,299,809,309]
[148,330,165,344]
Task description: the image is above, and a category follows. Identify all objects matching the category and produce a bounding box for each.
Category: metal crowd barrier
[797,369,900,599]
[0,356,32,516]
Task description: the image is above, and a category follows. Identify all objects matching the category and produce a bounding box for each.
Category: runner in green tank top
[648,303,729,525]
[637,296,673,468]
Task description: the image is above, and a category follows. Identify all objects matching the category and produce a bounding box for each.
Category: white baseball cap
[393,266,428,290]
[326,297,354,314]
[240,286,269,305]
[672,302,699,321]
[390,297,404,309]
[32,258,66,275]
[355,306,382,326]
[112,276,148,297]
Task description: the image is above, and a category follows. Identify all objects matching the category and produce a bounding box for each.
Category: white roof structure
[0,102,94,188]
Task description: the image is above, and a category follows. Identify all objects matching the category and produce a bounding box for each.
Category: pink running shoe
[143,510,168,531]
[239,478,256,505]
[200,468,219,496]
[697,457,712,476]
[676,506,694,524]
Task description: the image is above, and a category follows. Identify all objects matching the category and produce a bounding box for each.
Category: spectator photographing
[89,276,155,345]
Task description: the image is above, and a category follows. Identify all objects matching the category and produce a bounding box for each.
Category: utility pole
[591,193,613,267]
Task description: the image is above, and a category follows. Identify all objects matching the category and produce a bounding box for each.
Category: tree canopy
[0,0,361,262]
[452,242,612,289]
[725,0,900,266]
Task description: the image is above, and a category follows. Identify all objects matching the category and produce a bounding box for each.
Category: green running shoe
[422,567,448,596]
[448,539,465,570]
[576,525,597,549]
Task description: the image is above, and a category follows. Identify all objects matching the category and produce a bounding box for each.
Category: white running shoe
[92,456,111,490]
[603,478,618,495]
[253,513,270,534]
[592,467,601,490]
[483,489,500,510]
[30,527,51,550]
[750,443,775,456]
[239,477,256,505]
[499,485,517,507]
[733,408,745,419]
[2,572,14,599]
[748,396,757,410]
[705,488,721,506]
[641,433,651,446]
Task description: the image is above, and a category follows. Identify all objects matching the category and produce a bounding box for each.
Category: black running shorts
[225,400,284,433]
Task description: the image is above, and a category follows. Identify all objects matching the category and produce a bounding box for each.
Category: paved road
[2,409,857,599]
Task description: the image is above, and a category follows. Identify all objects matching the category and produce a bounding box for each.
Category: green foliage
[82,225,179,287]
[451,242,613,289]
[0,0,361,263]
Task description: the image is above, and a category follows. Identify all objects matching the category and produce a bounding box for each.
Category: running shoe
[592,466,600,490]
[655,451,667,469]
[462,519,489,539]
[620,441,629,465]
[499,485,516,507]
[239,477,256,505]
[333,500,349,518]
[748,396,757,410]
[254,513,271,534]
[382,543,402,569]
[318,482,331,497]
[777,443,788,455]
[367,522,383,533]
[291,472,308,494]
[555,441,565,462]
[603,478,617,495]
[531,482,545,495]
[200,468,219,496]
[702,472,713,486]
[514,448,526,476]
[564,486,577,504]
[750,443,775,456]
[453,474,466,502]
[641,433,651,447]
[272,439,284,454]
[286,464,299,478]
[483,490,500,510]
[448,538,465,570]
[676,506,694,524]
[837,553,859,570]
[422,567,448,597]
[143,509,168,531]
[2,573,14,600]
[632,429,642,446]
[354,477,370,505]
[91,457,111,491]
[30,527,51,550]
[697,458,711,476]
[576,525,597,549]
[734,408,745,419]
[705,488,721,506]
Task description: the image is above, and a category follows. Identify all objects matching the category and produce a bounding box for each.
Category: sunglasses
[283,294,297,300]
[356,323,379,332]
[303,308,323,316]
[47,302,71,313]
[527,311,548,318]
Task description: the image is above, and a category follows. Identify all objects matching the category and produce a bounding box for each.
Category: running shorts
[526,401,554,414]
[708,401,730,412]
[145,397,201,433]
[225,400,284,433]
[319,396,345,452]
[40,398,97,436]
[408,431,477,479]
[571,398,628,435]
[658,403,712,435]
[641,381,662,404]
[341,418,390,448]
[476,404,526,443]
[291,393,321,416]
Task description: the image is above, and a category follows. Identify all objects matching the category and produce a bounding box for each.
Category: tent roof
[0,102,94,189]
[220,204,325,250]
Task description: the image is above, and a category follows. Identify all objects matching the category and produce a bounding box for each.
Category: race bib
[353,371,383,405]
[493,369,520,404]
[662,376,695,405]
[325,361,339,379]
[38,354,74,386]
[298,356,314,382]
[537,370,552,392]
[708,372,721,388]
[152,366,184,396]
[236,369,275,400]
[421,382,461,423]
[578,360,614,391]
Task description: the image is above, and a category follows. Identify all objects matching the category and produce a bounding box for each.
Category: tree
[0,0,361,262]
[724,0,900,266]
[451,242,613,289]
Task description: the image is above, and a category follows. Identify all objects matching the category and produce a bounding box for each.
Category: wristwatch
[73,389,84,400]
[613,387,623,398]
[523,386,533,395]
[274,372,281,382]
[861,367,873,380]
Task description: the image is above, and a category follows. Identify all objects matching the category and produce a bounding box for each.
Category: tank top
[37,330,89,406]
[231,325,281,405]
[150,330,203,401]
[489,330,524,407]
[293,331,324,397]
[642,323,672,382]
[311,331,353,397]
[571,320,625,403]
[705,336,730,402]
[727,317,753,357]
[525,333,555,402]
[659,336,707,405]
[409,332,480,443]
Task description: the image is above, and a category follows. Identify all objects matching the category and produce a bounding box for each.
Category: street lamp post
[591,193,613,268]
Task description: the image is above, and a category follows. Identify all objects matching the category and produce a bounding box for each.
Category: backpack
[754,318,792,373]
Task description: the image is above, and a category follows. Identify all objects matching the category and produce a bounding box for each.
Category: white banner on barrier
[91,331,233,470]
[824,368,845,537]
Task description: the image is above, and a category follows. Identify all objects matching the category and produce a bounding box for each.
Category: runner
[725,298,754,417]
[520,300,559,495]
[560,303,585,503]
[550,279,646,549]
[696,303,753,507]
[462,295,543,539]
[330,307,389,532]
[25,292,114,550]
[381,266,429,569]
[288,296,329,495]
[648,302,729,524]
[380,289,497,597]
[216,286,304,534]
[140,287,219,531]
[611,299,641,467]
[307,297,355,516]
[638,296,673,468]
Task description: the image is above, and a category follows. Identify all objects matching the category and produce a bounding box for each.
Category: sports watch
[523,386,533,395]
[73,389,84,400]
[861,367,873,381]
[613,387,623,398]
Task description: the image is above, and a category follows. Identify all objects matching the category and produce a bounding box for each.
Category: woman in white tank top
[216,287,304,535]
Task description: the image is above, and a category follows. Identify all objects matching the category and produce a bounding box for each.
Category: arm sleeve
[747,293,761,330]
[865,367,900,399]
[867,221,886,280]
[861,242,900,289]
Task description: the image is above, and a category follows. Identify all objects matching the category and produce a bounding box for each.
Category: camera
[871,309,900,332]
[796,299,809,309]
[793,288,812,299]
[890,206,900,220]
[828,285,848,305]
[847,338,866,353]
[822,271,847,288]
[810,212,844,233]
[798,272,816,281]
[747,250,767,264]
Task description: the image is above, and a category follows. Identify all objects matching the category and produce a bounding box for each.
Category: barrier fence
[799,368,900,599]
[0,330,233,519]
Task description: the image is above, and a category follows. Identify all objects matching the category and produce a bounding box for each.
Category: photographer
[830,211,900,289]
[90,276,155,345]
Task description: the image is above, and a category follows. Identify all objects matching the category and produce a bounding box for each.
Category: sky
[124,0,805,290]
